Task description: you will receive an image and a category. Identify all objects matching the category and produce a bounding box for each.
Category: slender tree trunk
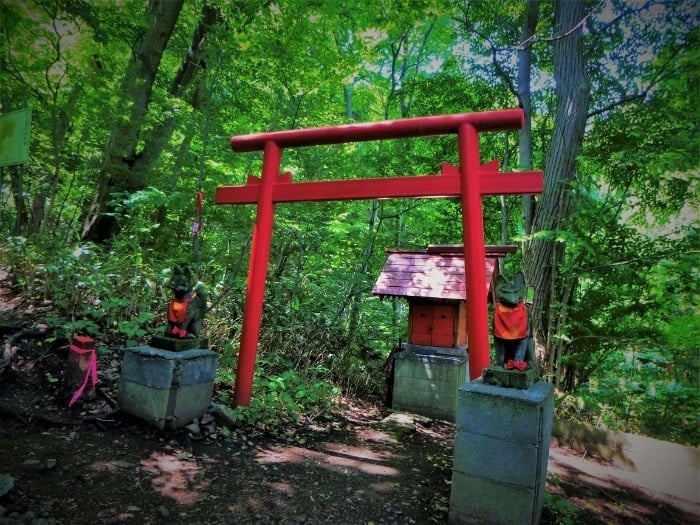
[344,199,381,353]
[524,0,591,380]
[8,165,27,235]
[519,0,539,243]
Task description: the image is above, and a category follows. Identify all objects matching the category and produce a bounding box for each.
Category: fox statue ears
[172,264,195,280]
[495,270,526,290]
[495,270,527,306]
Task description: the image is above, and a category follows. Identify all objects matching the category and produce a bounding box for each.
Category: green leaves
[235,365,339,431]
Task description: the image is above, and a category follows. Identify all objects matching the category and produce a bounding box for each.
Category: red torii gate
[216,108,543,407]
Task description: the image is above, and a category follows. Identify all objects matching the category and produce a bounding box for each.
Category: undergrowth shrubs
[232,366,340,432]
[543,475,581,525]
[2,236,160,346]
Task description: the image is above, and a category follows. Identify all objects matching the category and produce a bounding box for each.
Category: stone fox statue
[165,264,207,339]
[493,271,534,370]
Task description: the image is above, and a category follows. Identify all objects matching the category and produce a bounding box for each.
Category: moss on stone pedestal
[482,365,540,389]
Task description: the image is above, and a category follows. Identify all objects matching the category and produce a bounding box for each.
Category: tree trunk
[524,0,591,380]
[8,165,28,235]
[519,0,539,242]
[131,5,220,176]
[81,0,184,242]
[344,199,381,354]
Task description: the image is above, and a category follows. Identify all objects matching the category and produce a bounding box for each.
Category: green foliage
[1,236,159,346]
[544,476,581,525]
[233,362,340,432]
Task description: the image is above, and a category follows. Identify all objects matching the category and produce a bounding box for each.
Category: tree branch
[516,1,604,50]
[586,49,678,118]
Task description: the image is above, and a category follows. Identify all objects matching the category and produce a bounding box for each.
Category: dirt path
[548,444,700,523]
[2,402,698,525]
[0,308,698,524]
[1,403,456,525]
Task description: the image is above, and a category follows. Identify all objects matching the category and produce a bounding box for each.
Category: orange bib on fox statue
[493,271,533,370]
[494,302,528,340]
[165,264,207,339]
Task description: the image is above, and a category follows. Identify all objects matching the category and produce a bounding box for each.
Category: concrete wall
[551,418,700,508]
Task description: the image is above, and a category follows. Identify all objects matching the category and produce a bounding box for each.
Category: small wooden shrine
[373,244,516,352]
[372,244,516,420]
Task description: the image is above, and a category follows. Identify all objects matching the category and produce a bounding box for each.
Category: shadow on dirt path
[1,404,456,524]
[1,403,698,525]
[0,305,698,524]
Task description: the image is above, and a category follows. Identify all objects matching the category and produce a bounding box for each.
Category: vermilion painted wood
[215,163,542,204]
[219,108,543,406]
[234,141,281,407]
[458,122,491,380]
[230,109,524,152]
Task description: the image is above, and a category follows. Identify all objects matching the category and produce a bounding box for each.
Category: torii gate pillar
[217,109,543,407]
[459,123,490,378]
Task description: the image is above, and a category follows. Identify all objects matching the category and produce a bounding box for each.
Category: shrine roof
[372,245,516,301]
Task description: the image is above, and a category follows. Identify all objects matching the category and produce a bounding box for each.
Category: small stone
[185,421,201,434]
[158,505,170,518]
[46,459,57,469]
[114,461,134,469]
[200,413,215,425]
[0,474,14,497]
[210,402,238,427]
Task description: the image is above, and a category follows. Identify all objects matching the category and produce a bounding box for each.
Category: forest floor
[0,283,698,524]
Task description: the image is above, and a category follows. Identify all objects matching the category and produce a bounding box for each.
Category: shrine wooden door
[410,304,456,347]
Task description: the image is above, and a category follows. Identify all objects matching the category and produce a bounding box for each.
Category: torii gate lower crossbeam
[216,109,543,407]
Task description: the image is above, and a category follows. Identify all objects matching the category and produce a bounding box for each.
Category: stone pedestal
[118,345,218,430]
[150,335,210,352]
[392,350,469,421]
[482,365,540,389]
[449,380,554,525]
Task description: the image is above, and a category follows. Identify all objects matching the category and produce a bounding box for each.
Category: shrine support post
[234,141,280,406]
[459,123,490,380]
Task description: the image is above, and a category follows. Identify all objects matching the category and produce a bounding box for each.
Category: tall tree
[518,0,540,239]
[81,0,185,242]
[524,0,591,380]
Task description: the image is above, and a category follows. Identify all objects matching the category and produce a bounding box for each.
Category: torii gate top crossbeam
[217,108,543,407]
[230,109,524,152]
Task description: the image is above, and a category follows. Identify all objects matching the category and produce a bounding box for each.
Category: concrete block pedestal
[118,345,218,430]
[449,380,554,524]
[149,335,210,352]
[392,349,468,421]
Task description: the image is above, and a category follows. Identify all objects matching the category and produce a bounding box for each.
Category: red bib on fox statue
[493,271,533,370]
[165,265,207,339]
[168,293,199,337]
[494,302,528,340]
